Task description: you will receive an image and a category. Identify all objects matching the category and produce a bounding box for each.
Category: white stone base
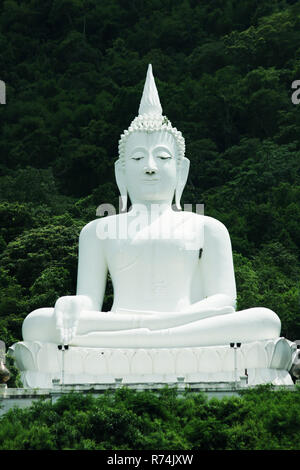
[9,337,296,389]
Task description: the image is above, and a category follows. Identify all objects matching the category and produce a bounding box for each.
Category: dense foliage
[1,0,300,351]
[0,386,300,450]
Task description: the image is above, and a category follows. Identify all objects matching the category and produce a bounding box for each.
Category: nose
[144,154,158,174]
[144,167,156,175]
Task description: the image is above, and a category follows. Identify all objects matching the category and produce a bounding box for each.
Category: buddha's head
[115,65,190,210]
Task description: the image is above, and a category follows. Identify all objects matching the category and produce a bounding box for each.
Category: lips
[142,178,160,183]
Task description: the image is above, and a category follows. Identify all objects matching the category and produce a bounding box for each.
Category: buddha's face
[124,131,177,204]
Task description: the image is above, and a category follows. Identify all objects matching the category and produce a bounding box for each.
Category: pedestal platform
[9,337,296,389]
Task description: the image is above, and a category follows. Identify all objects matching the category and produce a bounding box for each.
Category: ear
[175,157,190,210]
[114,159,128,212]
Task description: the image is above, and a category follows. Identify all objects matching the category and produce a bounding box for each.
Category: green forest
[1,0,300,453]
[0,386,300,450]
[1,0,300,348]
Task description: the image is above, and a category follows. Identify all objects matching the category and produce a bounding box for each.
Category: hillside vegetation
[1,386,300,450]
[0,0,300,348]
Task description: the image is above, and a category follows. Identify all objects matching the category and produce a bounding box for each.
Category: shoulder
[79,215,119,239]
[80,218,99,236]
[203,215,229,234]
[178,211,226,228]
[174,211,229,234]
[175,210,204,225]
[202,215,232,249]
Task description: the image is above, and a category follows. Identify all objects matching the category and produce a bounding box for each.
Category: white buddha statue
[13,65,296,387]
[22,64,281,348]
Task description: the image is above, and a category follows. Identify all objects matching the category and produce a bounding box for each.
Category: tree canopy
[0,386,300,450]
[0,0,300,347]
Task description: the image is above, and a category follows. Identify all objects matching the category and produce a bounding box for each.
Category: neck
[129,200,173,215]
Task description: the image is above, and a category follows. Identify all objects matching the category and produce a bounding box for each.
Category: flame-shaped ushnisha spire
[117,64,186,210]
[118,64,185,164]
[138,64,163,116]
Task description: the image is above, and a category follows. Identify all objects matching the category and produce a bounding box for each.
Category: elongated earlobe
[115,159,128,212]
[175,157,190,210]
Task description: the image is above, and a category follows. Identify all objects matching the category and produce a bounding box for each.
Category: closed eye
[158,155,172,160]
[131,156,144,161]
